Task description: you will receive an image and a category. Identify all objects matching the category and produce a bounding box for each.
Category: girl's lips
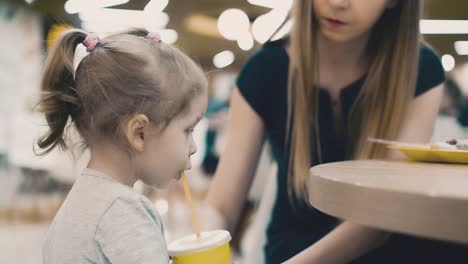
[324,17,346,27]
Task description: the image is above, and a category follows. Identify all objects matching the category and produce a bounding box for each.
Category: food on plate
[430,139,468,151]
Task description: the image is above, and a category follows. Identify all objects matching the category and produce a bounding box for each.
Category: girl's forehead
[189,98,207,119]
[189,93,208,111]
[176,95,207,122]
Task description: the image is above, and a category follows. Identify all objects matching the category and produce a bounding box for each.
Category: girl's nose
[328,0,350,9]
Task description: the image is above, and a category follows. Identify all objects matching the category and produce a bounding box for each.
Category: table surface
[309,160,468,244]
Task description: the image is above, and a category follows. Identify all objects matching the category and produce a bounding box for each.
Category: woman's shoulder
[419,42,443,70]
[416,43,445,96]
[235,38,289,121]
[264,38,288,51]
[238,38,289,82]
[243,38,288,69]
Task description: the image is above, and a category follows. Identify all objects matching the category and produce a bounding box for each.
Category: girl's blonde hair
[36,28,207,155]
[287,1,421,200]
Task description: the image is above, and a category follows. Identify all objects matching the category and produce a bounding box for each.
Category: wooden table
[309,160,468,244]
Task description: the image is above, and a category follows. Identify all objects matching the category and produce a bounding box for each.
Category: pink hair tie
[83,34,99,52]
[145,32,161,43]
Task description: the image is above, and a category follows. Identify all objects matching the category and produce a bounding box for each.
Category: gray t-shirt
[43,168,169,263]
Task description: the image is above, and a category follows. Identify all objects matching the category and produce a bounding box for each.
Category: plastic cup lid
[168,230,231,256]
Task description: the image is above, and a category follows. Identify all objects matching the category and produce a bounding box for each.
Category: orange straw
[180,172,201,238]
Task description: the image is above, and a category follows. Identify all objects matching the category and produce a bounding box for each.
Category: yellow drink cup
[168,230,232,264]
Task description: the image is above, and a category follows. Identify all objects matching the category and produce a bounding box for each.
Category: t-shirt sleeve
[236,47,274,120]
[95,197,169,264]
[415,44,445,96]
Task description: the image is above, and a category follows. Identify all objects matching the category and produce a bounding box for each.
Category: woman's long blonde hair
[287,0,421,201]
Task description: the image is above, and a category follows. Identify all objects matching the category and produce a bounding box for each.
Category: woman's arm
[284,84,444,264]
[202,87,267,232]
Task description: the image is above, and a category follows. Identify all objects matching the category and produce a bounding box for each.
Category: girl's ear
[125,114,150,152]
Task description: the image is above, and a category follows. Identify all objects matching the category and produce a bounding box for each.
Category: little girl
[37,28,207,263]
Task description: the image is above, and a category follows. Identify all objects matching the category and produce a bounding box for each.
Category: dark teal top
[237,39,467,263]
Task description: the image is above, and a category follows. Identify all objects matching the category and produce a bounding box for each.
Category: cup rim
[168,230,231,256]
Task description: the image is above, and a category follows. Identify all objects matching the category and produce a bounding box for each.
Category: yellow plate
[388,144,468,164]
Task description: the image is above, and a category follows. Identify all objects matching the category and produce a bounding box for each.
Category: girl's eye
[186,128,194,134]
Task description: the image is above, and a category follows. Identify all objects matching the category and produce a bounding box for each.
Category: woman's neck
[317,31,370,93]
[317,31,369,71]
[87,144,137,187]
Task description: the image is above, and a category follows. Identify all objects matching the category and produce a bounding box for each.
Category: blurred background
[1,0,468,263]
